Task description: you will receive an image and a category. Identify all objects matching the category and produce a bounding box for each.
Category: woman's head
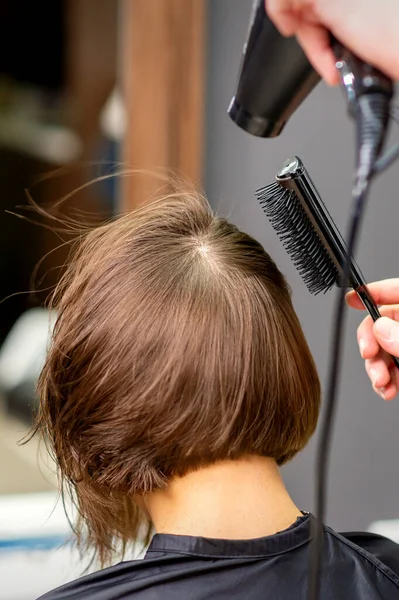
[37,187,320,564]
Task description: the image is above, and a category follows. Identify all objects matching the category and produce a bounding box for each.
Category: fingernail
[369,368,378,386]
[359,338,367,357]
[375,317,397,342]
[377,387,386,400]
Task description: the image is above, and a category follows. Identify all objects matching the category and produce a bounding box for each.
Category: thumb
[373,317,399,356]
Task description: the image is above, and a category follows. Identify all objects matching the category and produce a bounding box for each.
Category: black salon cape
[38,515,399,599]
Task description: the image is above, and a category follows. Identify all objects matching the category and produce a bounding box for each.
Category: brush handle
[355,285,399,370]
[276,157,399,370]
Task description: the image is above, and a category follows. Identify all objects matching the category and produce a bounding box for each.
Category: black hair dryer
[228,0,320,138]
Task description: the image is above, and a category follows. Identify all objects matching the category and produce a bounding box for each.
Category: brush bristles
[256,182,339,295]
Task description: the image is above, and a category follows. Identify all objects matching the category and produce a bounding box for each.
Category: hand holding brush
[256,156,399,376]
[347,280,399,400]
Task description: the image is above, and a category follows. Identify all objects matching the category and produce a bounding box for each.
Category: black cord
[309,92,394,600]
[374,105,399,171]
[390,105,399,123]
[309,179,371,599]
[375,141,399,173]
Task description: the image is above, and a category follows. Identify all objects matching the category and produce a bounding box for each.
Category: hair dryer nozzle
[228,0,320,138]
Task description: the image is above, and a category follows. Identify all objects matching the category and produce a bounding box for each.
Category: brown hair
[35,186,320,566]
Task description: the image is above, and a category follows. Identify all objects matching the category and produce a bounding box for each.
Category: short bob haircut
[35,187,320,566]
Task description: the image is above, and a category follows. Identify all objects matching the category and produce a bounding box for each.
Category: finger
[357,315,381,359]
[387,362,399,400]
[377,305,399,323]
[373,317,399,359]
[266,1,299,36]
[347,279,399,308]
[346,292,399,322]
[372,362,399,402]
[365,354,392,390]
[346,290,368,310]
[296,23,340,85]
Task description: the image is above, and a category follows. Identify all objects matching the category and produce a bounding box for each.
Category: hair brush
[256,156,399,370]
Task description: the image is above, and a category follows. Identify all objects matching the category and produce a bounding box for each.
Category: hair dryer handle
[330,34,394,118]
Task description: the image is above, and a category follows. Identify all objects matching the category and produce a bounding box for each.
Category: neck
[143,456,301,539]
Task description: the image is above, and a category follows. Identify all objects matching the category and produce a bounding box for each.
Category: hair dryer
[229,0,394,148]
[228,0,320,138]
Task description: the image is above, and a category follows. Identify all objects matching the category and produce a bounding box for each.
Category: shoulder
[325,525,399,587]
[36,559,145,600]
[37,525,399,599]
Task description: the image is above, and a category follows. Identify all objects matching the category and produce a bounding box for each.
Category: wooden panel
[66,0,118,151]
[120,0,206,208]
[39,0,118,294]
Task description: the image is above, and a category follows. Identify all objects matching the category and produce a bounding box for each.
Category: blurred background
[1,1,399,598]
